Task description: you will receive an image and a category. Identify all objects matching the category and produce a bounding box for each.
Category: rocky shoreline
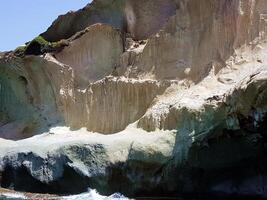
[1,0,267,198]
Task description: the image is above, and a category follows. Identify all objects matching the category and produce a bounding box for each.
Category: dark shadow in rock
[167,112,267,198]
[104,159,175,198]
[24,41,42,55]
[0,165,90,195]
[1,165,48,193]
[48,165,89,194]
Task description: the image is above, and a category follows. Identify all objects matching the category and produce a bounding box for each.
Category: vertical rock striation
[1,0,267,198]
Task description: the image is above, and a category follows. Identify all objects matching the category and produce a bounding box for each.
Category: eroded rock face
[125,0,176,40]
[0,55,170,137]
[41,0,177,41]
[0,56,66,140]
[119,0,267,81]
[62,77,170,133]
[41,0,126,42]
[0,128,175,196]
[55,24,124,88]
[1,0,267,198]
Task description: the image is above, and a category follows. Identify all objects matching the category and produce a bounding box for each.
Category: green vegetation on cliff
[14,46,27,57]
[14,36,69,57]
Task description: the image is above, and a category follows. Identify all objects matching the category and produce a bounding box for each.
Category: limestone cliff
[1,0,267,198]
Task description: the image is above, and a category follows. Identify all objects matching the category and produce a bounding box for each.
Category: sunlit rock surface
[1,0,267,198]
[55,24,124,87]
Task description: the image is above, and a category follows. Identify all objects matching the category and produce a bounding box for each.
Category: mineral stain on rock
[1,0,267,199]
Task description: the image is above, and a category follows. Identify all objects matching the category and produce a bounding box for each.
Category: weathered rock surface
[55,24,124,87]
[1,0,267,198]
[0,127,175,196]
[40,0,126,42]
[40,0,177,41]
[0,53,171,136]
[0,56,65,140]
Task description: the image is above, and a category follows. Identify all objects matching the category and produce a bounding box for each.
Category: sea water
[0,189,129,200]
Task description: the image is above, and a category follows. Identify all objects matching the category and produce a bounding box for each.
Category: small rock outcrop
[1,0,267,198]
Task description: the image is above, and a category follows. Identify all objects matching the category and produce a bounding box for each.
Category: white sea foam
[62,189,129,200]
[0,192,27,199]
[0,189,129,200]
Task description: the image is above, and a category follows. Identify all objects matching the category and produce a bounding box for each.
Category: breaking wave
[0,188,129,200]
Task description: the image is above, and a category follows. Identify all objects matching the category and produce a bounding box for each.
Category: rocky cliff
[1,0,267,198]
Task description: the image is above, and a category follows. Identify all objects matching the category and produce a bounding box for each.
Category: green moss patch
[14,36,69,57]
[14,46,27,57]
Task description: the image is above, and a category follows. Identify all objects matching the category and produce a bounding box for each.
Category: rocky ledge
[1,0,267,199]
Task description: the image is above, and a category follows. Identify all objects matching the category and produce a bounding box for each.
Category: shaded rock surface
[0,127,175,196]
[1,0,267,199]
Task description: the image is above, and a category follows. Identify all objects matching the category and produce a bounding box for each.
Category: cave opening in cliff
[0,165,91,195]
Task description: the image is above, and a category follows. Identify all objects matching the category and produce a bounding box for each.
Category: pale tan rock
[1,0,267,139]
[66,77,170,133]
[1,0,267,197]
[41,0,177,41]
[0,56,68,140]
[55,24,124,88]
[41,0,126,42]
[138,48,267,134]
[120,0,267,81]
[125,0,176,40]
